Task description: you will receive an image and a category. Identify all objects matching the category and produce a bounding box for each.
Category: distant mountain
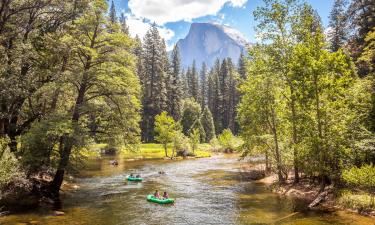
[176,22,249,69]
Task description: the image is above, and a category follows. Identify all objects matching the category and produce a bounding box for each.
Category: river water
[0,154,373,225]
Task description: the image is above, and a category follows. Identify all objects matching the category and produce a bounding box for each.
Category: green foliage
[338,190,375,211]
[217,129,237,151]
[140,23,169,142]
[0,138,24,189]
[181,98,202,134]
[189,128,200,154]
[343,164,375,191]
[342,164,375,207]
[154,111,178,144]
[172,131,190,153]
[209,138,221,152]
[154,111,180,157]
[239,0,373,183]
[201,107,216,142]
[20,117,72,172]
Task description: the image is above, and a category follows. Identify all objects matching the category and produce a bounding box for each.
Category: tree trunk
[164,143,168,157]
[313,74,325,183]
[290,90,299,183]
[50,80,87,196]
[265,149,270,173]
[271,109,284,182]
[50,134,72,197]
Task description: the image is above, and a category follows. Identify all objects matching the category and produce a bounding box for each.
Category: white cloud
[125,14,175,43]
[229,0,248,7]
[128,0,248,25]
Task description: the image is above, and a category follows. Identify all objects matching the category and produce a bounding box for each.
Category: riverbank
[257,173,375,217]
[82,143,212,160]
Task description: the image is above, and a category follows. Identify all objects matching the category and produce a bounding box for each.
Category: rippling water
[0,155,373,225]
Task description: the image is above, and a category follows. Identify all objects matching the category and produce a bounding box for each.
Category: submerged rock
[109,160,118,166]
[53,211,65,216]
[0,211,10,217]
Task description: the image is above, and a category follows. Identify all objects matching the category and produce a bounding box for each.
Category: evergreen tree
[180,68,189,98]
[210,59,223,134]
[167,44,182,120]
[119,13,129,35]
[181,99,202,136]
[189,61,199,101]
[199,62,208,108]
[134,35,143,84]
[109,0,117,23]
[141,23,168,142]
[328,0,348,52]
[219,59,230,129]
[185,67,192,98]
[238,51,247,81]
[347,0,375,76]
[226,58,239,132]
[201,106,215,142]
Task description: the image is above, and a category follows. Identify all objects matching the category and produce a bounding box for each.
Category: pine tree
[328,0,348,52]
[199,63,208,108]
[219,59,230,129]
[185,67,192,98]
[167,44,182,120]
[210,59,223,134]
[119,13,129,35]
[190,61,199,101]
[180,68,189,98]
[226,58,239,132]
[348,0,375,44]
[109,0,117,23]
[141,23,169,142]
[201,106,216,142]
[347,0,375,76]
[238,51,247,81]
[134,35,143,84]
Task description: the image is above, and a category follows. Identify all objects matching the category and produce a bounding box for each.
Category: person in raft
[136,174,141,178]
[154,190,161,199]
[162,191,169,199]
[130,173,134,177]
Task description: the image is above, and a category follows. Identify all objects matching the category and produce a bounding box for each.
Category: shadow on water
[0,155,373,225]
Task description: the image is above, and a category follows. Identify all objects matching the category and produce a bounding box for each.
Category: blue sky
[112,0,334,49]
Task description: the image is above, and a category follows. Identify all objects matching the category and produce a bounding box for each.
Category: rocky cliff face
[176,22,249,69]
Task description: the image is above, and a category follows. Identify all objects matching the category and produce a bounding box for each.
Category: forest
[0,0,374,219]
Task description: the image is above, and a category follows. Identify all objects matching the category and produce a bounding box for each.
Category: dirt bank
[256,174,375,217]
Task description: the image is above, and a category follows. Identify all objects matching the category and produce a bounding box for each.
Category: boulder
[109,160,118,166]
[53,211,65,216]
[0,178,39,212]
[176,149,189,157]
[247,170,266,180]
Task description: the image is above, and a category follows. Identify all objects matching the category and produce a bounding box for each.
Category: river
[0,154,373,225]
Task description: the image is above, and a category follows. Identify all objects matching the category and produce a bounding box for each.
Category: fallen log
[308,190,329,208]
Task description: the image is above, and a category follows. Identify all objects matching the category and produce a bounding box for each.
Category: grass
[119,143,212,159]
[81,143,212,159]
[337,190,375,212]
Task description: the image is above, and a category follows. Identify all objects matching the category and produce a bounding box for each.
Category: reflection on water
[0,155,373,225]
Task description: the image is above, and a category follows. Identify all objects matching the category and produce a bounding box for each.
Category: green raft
[147,195,174,204]
[127,176,143,182]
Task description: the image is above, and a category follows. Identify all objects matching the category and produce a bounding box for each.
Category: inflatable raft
[127,176,143,182]
[147,195,174,204]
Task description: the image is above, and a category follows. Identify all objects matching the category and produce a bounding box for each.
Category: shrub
[342,164,375,207]
[0,138,24,190]
[218,129,237,152]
